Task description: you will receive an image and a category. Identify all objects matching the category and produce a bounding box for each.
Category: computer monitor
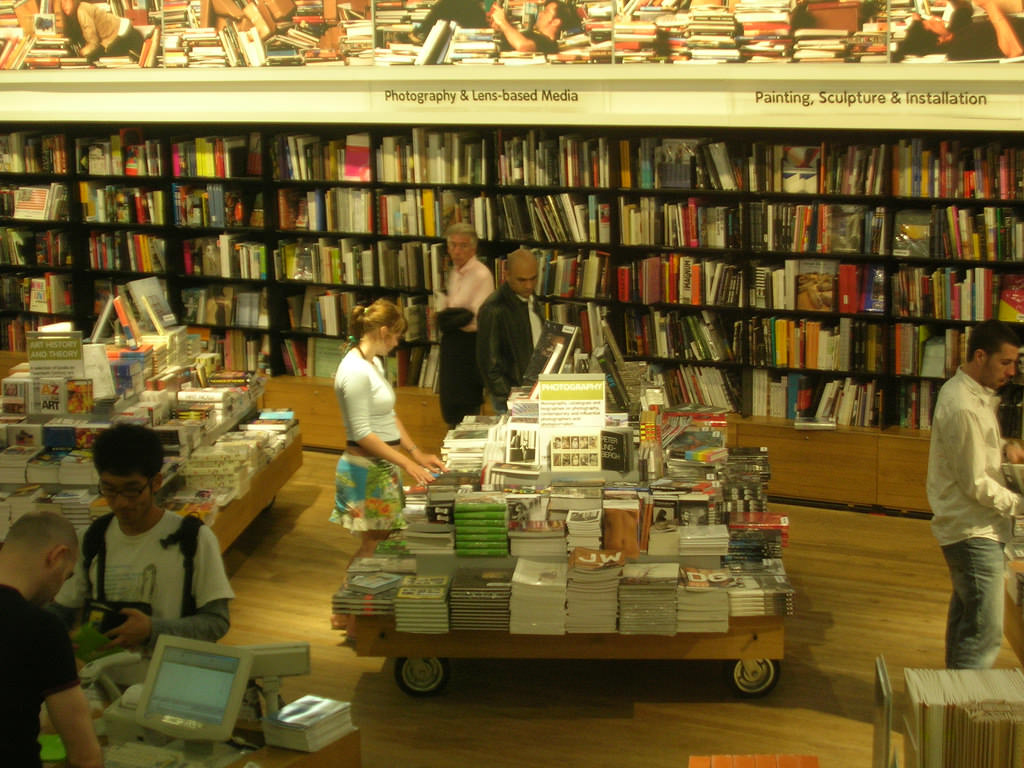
[134,636,254,752]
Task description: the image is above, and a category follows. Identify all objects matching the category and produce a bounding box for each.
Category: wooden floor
[220,449,1021,768]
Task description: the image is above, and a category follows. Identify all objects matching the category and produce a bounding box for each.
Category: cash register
[101,635,310,768]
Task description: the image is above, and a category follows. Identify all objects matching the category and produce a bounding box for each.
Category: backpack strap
[159,515,203,617]
[82,513,115,603]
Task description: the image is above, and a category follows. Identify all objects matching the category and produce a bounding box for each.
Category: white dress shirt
[927,367,1024,546]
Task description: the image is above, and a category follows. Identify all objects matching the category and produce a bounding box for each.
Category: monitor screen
[135,636,254,745]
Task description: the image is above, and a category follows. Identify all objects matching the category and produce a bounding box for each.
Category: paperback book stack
[904,667,1024,768]
[453,491,508,557]
[440,419,498,473]
[58,450,99,486]
[618,562,679,636]
[25,450,67,485]
[263,694,355,752]
[402,522,455,555]
[726,529,784,566]
[0,445,41,484]
[449,566,514,631]
[728,512,790,547]
[41,488,96,532]
[547,480,603,523]
[509,519,566,557]
[678,524,730,567]
[565,507,603,552]
[565,547,623,633]
[509,557,568,635]
[647,521,679,555]
[728,559,795,617]
[677,566,732,633]
[332,571,403,619]
[394,575,451,633]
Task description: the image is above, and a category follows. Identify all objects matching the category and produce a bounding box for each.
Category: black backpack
[82,512,203,617]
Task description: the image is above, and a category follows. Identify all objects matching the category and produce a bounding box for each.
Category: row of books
[0,183,68,221]
[743,369,881,427]
[336,556,793,636]
[14,129,1024,205]
[0,227,71,268]
[0,272,72,316]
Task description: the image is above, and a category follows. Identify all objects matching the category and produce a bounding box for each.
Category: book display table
[208,434,303,552]
[349,613,784,698]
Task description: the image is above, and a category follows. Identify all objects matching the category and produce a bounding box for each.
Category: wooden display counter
[209,435,304,552]
[227,729,360,768]
[263,376,448,457]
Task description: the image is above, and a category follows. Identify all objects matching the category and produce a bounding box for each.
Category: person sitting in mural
[489,0,577,54]
[61,0,145,62]
[895,0,1024,60]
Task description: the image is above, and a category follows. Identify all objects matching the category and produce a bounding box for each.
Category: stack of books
[508,519,566,557]
[402,522,455,555]
[677,566,732,633]
[263,694,355,752]
[618,562,678,635]
[58,450,99,486]
[449,567,513,630]
[25,449,67,484]
[0,444,41,483]
[728,559,795,617]
[678,524,730,566]
[393,575,450,633]
[509,557,568,635]
[565,547,622,633]
[453,491,508,557]
[646,521,679,555]
[565,507,603,552]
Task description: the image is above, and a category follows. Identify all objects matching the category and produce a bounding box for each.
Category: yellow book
[422,187,436,237]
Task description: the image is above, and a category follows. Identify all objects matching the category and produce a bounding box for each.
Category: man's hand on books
[104,608,152,650]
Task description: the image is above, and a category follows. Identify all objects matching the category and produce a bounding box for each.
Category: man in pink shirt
[437,222,493,427]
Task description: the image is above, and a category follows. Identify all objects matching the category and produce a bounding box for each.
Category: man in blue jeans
[927,319,1024,668]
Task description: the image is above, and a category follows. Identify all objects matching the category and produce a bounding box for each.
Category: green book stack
[453,495,509,557]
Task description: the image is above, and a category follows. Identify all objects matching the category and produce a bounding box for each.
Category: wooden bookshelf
[262,375,448,456]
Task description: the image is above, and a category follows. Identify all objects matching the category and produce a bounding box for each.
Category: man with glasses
[49,424,233,652]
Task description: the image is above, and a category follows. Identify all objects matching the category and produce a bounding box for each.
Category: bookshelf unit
[5,67,1024,513]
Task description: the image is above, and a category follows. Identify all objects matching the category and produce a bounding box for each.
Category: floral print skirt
[331,451,405,532]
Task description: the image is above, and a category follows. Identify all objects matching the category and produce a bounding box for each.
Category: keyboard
[103,741,185,768]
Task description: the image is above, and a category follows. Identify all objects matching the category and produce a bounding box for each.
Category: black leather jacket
[475,283,534,399]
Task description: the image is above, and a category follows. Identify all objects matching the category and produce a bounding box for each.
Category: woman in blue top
[331,299,446,558]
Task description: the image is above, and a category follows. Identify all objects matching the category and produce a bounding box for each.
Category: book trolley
[347,389,786,699]
[350,606,784,698]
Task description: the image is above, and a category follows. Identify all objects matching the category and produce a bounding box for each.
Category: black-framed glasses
[98,479,152,501]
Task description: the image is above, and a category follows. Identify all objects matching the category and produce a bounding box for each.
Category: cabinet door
[876,432,930,513]
[735,421,877,506]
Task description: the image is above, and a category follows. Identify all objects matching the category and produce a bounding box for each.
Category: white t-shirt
[55,511,234,620]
